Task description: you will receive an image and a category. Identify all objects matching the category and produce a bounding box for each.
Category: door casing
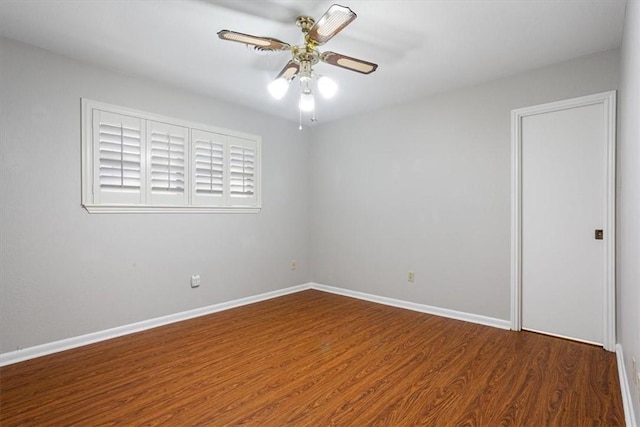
[510,91,616,351]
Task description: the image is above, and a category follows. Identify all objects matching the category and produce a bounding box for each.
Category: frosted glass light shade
[268,78,289,100]
[299,93,315,112]
[317,76,338,99]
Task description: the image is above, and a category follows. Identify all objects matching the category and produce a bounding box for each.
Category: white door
[511,91,616,349]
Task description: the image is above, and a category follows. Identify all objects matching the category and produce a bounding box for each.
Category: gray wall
[617,0,640,420]
[0,38,311,353]
[310,49,619,321]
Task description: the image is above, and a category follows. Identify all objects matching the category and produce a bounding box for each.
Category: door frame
[510,91,616,351]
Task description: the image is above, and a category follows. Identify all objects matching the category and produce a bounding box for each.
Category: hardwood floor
[0,290,625,426]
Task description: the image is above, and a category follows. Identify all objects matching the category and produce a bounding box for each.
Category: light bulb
[268,77,289,100]
[317,76,338,99]
[299,92,315,112]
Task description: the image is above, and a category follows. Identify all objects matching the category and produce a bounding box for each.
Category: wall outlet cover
[191,274,201,288]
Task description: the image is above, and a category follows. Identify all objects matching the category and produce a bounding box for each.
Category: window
[81,99,261,213]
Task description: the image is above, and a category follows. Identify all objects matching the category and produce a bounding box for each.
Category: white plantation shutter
[93,110,145,204]
[228,137,258,206]
[147,121,188,205]
[82,99,260,212]
[191,129,225,206]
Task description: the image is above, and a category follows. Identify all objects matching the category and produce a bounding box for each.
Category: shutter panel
[191,129,225,206]
[229,146,255,195]
[93,110,145,204]
[228,137,258,206]
[147,121,188,205]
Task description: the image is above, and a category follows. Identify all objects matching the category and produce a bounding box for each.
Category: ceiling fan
[218,4,378,125]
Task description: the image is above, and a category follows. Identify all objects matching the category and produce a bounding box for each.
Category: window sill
[82,204,261,214]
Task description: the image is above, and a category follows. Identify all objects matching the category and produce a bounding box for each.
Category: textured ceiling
[0,0,627,125]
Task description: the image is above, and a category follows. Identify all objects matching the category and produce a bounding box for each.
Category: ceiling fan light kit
[317,76,338,99]
[267,77,289,100]
[218,4,378,128]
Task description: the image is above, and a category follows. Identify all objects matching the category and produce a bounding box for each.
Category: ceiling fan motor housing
[292,44,320,66]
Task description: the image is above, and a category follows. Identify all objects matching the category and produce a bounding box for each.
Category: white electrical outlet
[190,274,201,288]
[291,260,297,270]
[408,271,415,282]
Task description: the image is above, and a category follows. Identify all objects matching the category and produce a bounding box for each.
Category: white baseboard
[616,344,638,427]
[309,283,511,330]
[0,284,309,367]
[0,282,511,366]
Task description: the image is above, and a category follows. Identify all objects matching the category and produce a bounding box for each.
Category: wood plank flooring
[0,290,625,426]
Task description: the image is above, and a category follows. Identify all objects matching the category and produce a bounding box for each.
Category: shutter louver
[229,145,255,197]
[98,121,141,190]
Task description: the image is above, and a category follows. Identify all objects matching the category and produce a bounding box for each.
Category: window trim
[81,99,262,213]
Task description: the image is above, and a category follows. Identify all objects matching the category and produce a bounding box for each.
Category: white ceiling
[0,0,627,124]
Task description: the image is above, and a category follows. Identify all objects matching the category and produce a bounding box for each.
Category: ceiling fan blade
[321,51,378,75]
[307,4,356,46]
[275,60,300,81]
[217,30,291,51]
